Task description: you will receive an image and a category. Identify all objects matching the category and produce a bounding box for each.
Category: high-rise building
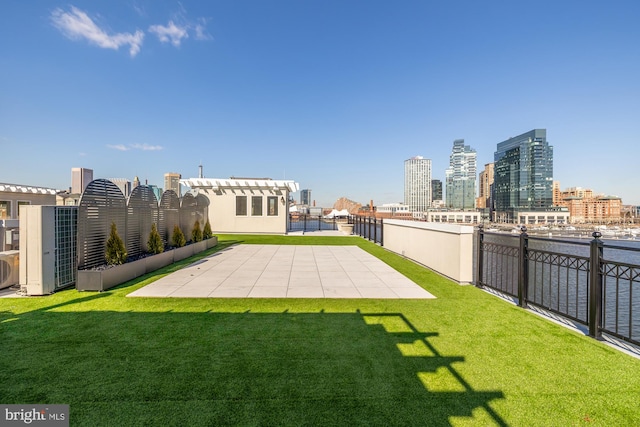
[71,167,93,194]
[476,163,494,209]
[133,176,140,189]
[300,189,312,205]
[445,139,477,209]
[108,178,132,198]
[493,129,554,222]
[404,156,431,212]
[164,172,181,197]
[431,179,443,202]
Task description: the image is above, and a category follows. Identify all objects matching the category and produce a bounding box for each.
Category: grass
[1,234,639,426]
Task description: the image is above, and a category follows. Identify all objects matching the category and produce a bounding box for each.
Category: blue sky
[1,1,639,207]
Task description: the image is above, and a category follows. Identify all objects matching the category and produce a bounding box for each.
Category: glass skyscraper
[404,156,431,212]
[494,129,553,221]
[445,139,477,209]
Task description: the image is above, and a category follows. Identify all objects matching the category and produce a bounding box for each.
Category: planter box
[76,237,217,292]
[77,258,146,292]
[173,245,195,262]
[144,250,174,273]
[338,224,354,235]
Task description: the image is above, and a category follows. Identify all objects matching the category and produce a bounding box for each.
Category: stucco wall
[383,219,474,283]
[202,188,288,234]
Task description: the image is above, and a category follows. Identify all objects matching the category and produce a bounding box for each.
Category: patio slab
[127,245,435,299]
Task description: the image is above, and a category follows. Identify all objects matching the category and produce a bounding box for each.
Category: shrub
[147,223,164,254]
[192,220,203,242]
[203,219,213,239]
[105,222,127,265]
[172,225,186,248]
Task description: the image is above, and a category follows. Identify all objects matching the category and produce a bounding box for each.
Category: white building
[180,177,299,234]
[404,156,431,213]
[376,203,410,216]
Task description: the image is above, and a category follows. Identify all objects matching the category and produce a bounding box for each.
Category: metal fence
[288,215,338,232]
[350,216,383,245]
[476,225,640,346]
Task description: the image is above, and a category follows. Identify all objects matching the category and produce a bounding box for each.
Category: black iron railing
[350,215,383,245]
[476,226,640,346]
[288,214,338,232]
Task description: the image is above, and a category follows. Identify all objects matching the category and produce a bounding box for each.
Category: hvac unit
[0,250,19,289]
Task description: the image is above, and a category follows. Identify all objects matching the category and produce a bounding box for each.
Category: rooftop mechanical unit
[0,250,19,289]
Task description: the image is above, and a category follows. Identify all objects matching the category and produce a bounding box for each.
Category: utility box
[19,205,77,295]
[0,250,19,289]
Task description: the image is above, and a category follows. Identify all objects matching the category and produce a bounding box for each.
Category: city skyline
[2,1,640,207]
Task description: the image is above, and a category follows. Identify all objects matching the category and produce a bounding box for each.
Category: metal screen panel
[195,193,210,226]
[77,179,126,270]
[126,186,159,258]
[180,193,197,240]
[159,190,180,244]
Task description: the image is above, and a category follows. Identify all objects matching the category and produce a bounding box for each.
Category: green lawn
[1,235,639,426]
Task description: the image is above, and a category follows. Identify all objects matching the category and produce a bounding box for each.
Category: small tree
[203,219,213,239]
[172,224,186,248]
[105,222,127,265]
[147,223,164,254]
[192,220,203,242]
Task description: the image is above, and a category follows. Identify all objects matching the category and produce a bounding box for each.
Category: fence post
[380,218,384,246]
[589,231,603,340]
[373,218,377,243]
[518,226,529,308]
[476,224,484,288]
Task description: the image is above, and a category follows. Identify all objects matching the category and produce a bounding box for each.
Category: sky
[1,1,639,207]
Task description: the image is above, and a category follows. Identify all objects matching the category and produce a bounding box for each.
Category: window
[267,196,278,216]
[236,196,247,216]
[0,201,10,219]
[251,196,263,216]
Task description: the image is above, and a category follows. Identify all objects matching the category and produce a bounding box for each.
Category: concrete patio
[127,244,435,299]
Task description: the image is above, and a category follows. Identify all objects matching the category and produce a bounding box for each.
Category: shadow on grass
[0,309,505,426]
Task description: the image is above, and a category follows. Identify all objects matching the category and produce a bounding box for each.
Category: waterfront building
[431,179,443,204]
[300,189,312,205]
[493,129,554,223]
[476,163,494,209]
[552,181,561,206]
[425,209,481,224]
[445,140,477,209]
[376,203,411,218]
[560,195,622,224]
[404,156,432,213]
[164,172,182,197]
[71,167,93,194]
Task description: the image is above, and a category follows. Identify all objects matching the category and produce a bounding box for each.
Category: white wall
[383,219,474,283]
[202,188,288,234]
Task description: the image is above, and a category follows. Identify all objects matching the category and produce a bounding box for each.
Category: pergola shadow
[1,309,505,426]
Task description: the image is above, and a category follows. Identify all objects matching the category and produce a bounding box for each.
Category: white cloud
[193,18,212,41]
[51,6,144,57]
[148,21,188,47]
[107,144,163,151]
[131,143,163,151]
